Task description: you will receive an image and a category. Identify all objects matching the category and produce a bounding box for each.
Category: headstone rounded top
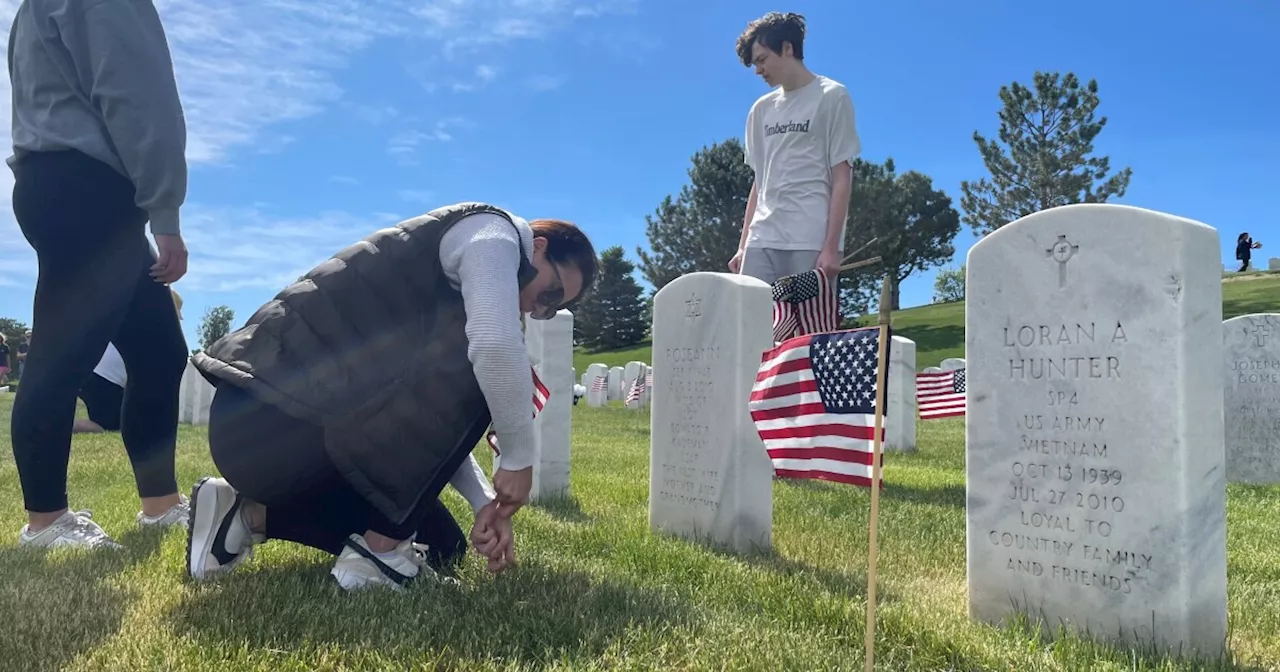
[1224,313,1280,326]
[654,271,771,302]
[968,204,1215,262]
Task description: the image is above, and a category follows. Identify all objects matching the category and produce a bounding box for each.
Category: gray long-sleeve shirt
[7,0,188,235]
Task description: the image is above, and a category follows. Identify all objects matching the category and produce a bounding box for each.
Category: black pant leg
[10,151,153,512]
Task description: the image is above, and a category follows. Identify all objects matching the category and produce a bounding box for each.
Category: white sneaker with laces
[18,510,122,550]
[137,494,190,529]
[331,534,446,591]
[186,477,263,580]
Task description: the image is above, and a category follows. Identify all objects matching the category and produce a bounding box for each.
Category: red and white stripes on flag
[916,368,966,420]
[590,374,607,392]
[487,366,550,456]
[624,375,645,405]
[772,269,840,343]
[749,327,888,488]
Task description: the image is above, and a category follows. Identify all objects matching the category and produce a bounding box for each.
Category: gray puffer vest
[192,202,537,523]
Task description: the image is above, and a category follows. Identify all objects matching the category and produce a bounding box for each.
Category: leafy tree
[960,71,1132,236]
[933,264,965,303]
[842,158,961,310]
[575,247,648,352]
[0,317,28,349]
[636,138,753,290]
[196,305,236,352]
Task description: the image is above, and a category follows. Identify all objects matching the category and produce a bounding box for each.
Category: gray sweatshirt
[7,0,188,235]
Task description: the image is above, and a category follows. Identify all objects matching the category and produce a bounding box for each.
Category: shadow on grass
[531,493,592,524]
[0,526,166,672]
[170,562,696,666]
[882,481,965,509]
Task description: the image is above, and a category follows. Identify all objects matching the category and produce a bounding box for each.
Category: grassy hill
[576,272,1280,371]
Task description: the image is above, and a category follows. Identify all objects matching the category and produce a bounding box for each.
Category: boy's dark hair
[529,218,599,303]
[736,12,806,67]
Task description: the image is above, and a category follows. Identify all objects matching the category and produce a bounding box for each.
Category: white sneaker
[332,534,448,591]
[186,477,262,581]
[18,510,122,550]
[137,494,190,529]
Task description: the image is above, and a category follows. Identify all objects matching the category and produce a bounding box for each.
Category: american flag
[772,269,840,343]
[916,368,965,420]
[590,374,607,392]
[749,327,890,488]
[624,374,645,405]
[487,366,550,456]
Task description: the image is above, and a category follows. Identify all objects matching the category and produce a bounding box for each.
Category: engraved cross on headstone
[1045,235,1079,289]
[1251,324,1271,348]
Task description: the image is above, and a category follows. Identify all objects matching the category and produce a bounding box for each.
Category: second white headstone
[649,272,775,554]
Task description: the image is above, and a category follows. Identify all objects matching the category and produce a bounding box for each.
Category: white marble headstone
[921,366,943,374]
[649,272,775,554]
[1223,313,1280,484]
[965,204,1227,657]
[940,357,966,371]
[585,363,608,407]
[885,335,917,453]
[502,308,572,499]
[607,366,623,400]
[1269,258,1280,271]
[178,360,215,425]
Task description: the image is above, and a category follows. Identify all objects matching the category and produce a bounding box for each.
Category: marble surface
[885,335,917,453]
[178,360,215,426]
[649,272,776,554]
[585,363,608,407]
[940,357,966,371]
[1223,313,1280,484]
[965,204,1227,657]
[521,309,573,499]
[608,366,623,400]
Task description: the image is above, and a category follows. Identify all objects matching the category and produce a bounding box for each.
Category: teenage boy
[728,12,860,286]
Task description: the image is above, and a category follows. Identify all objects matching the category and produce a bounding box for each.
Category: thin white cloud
[387,118,475,164]
[329,175,360,185]
[177,205,379,291]
[0,0,636,292]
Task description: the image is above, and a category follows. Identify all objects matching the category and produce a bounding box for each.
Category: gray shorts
[740,247,820,285]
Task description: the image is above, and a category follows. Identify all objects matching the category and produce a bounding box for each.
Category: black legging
[10,150,188,513]
[207,383,472,569]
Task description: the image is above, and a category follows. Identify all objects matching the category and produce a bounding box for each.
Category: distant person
[8,0,192,549]
[0,334,11,385]
[1237,232,1261,272]
[185,203,597,591]
[727,12,860,289]
[16,330,30,380]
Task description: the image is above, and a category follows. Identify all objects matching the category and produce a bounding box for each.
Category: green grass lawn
[0,396,1277,670]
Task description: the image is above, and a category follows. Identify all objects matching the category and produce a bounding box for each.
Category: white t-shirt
[743,75,860,251]
[93,343,127,388]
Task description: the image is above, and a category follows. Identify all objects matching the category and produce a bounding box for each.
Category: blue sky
[0,0,1276,348]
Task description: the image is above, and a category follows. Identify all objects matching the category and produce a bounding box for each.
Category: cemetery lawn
[0,398,1278,671]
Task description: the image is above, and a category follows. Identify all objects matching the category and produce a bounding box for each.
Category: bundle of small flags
[487,366,550,456]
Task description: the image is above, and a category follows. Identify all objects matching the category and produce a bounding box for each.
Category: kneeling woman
[185,203,596,589]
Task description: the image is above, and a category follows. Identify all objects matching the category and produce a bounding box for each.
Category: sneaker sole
[186,477,220,580]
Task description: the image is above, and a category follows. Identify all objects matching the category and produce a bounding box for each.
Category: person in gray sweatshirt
[7,0,192,550]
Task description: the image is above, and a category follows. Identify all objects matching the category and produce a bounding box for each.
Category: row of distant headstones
[639,204,1265,661]
[576,362,651,408]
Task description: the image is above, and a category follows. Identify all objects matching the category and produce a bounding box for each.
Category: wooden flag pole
[840,237,879,266]
[863,273,893,672]
[839,255,882,275]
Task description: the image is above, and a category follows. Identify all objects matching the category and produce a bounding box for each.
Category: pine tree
[575,246,648,351]
[961,72,1132,235]
[636,138,753,290]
